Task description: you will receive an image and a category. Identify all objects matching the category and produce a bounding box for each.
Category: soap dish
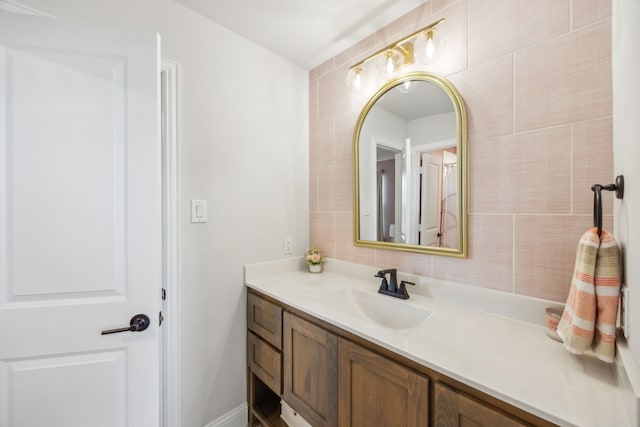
[545,307,564,342]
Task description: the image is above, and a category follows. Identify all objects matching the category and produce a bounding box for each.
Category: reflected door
[441,151,458,248]
[419,152,442,246]
[0,13,160,426]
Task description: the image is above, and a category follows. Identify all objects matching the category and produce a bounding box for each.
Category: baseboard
[203,403,248,427]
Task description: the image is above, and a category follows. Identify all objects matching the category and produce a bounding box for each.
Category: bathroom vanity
[245,259,632,427]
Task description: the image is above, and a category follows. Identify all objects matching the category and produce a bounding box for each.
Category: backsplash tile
[309,56,335,82]
[309,1,612,303]
[309,165,319,212]
[309,79,319,126]
[334,111,357,161]
[572,117,614,215]
[310,121,334,165]
[375,250,432,278]
[317,159,352,212]
[468,0,570,67]
[514,19,612,132]
[318,69,353,122]
[335,212,376,265]
[572,0,611,30]
[470,126,571,214]
[432,214,514,292]
[310,212,336,258]
[448,55,514,141]
[514,214,613,301]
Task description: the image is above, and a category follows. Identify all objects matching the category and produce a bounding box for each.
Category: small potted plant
[305,246,325,273]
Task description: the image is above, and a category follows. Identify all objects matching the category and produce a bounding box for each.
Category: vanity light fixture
[346,18,445,93]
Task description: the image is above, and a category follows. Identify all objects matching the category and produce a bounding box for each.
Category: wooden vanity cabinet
[338,338,429,427]
[283,311,338,427]
[247,289,548,427]
[433,383,527,427]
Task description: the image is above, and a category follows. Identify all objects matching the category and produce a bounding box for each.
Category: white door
[419,152,443,246]
[0,12,161,427]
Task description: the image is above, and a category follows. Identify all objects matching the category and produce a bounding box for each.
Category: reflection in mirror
[354,72,467,257]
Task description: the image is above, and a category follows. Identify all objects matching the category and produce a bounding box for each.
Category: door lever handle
[101,314,150,335]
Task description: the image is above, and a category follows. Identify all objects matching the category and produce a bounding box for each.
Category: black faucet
[375,268,414,300]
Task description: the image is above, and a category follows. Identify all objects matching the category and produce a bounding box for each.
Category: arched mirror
[353,72,467,257]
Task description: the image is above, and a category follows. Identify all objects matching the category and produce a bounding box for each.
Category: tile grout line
[512,214,516,294]
[570,124,574,215]
[569,0,574,31]
[512,53,516,135]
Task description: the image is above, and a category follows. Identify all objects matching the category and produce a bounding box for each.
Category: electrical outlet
[283,237,293,255]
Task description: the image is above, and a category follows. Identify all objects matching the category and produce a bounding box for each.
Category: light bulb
[415,27,445,65]
[346,66,364,93]
[385,52,395,75]
[378,50,401,80]
[425,31,435,60]
[353,69,362,92]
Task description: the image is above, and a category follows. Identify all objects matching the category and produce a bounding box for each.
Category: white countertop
[245,258,634,427]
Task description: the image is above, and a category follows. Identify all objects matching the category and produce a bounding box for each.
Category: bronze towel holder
[592,175,624,237]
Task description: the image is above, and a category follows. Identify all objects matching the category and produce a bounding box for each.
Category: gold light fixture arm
[349,18,445,70]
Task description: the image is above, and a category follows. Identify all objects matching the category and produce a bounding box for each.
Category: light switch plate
[191,200,207,223]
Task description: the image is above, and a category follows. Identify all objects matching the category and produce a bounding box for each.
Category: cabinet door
[283,312,338,427]
[338,339,429,427]
[434,383,527,427]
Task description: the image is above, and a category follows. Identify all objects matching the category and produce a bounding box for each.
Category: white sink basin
[317,288,432,330]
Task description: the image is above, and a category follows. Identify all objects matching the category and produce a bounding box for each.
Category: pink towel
[556,228,621,362]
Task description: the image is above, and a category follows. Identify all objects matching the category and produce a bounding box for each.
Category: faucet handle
[374,270,385,278]
[375,270,388,291]
[397,280,413,299]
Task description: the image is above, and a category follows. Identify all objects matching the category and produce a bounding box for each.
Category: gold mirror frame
[352,72,468,257]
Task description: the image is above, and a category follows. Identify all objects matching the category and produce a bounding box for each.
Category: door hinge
[159,311,164,326]
[162,288,166,300]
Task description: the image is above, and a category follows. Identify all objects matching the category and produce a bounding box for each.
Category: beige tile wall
[309,0,613,302]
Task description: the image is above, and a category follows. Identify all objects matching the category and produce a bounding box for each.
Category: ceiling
[175,0,428,70]
[377,80,454,121]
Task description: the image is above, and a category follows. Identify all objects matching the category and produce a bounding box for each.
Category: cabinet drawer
[248,291,282,349]
[248,331,282,395]
[434,382,526,427]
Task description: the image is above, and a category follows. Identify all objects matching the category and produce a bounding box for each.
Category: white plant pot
[308,264,323,273]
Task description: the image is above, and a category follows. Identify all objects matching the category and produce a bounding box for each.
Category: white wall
[17,1,309,425]
[613,0,640,367]
[166,8,308,427]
